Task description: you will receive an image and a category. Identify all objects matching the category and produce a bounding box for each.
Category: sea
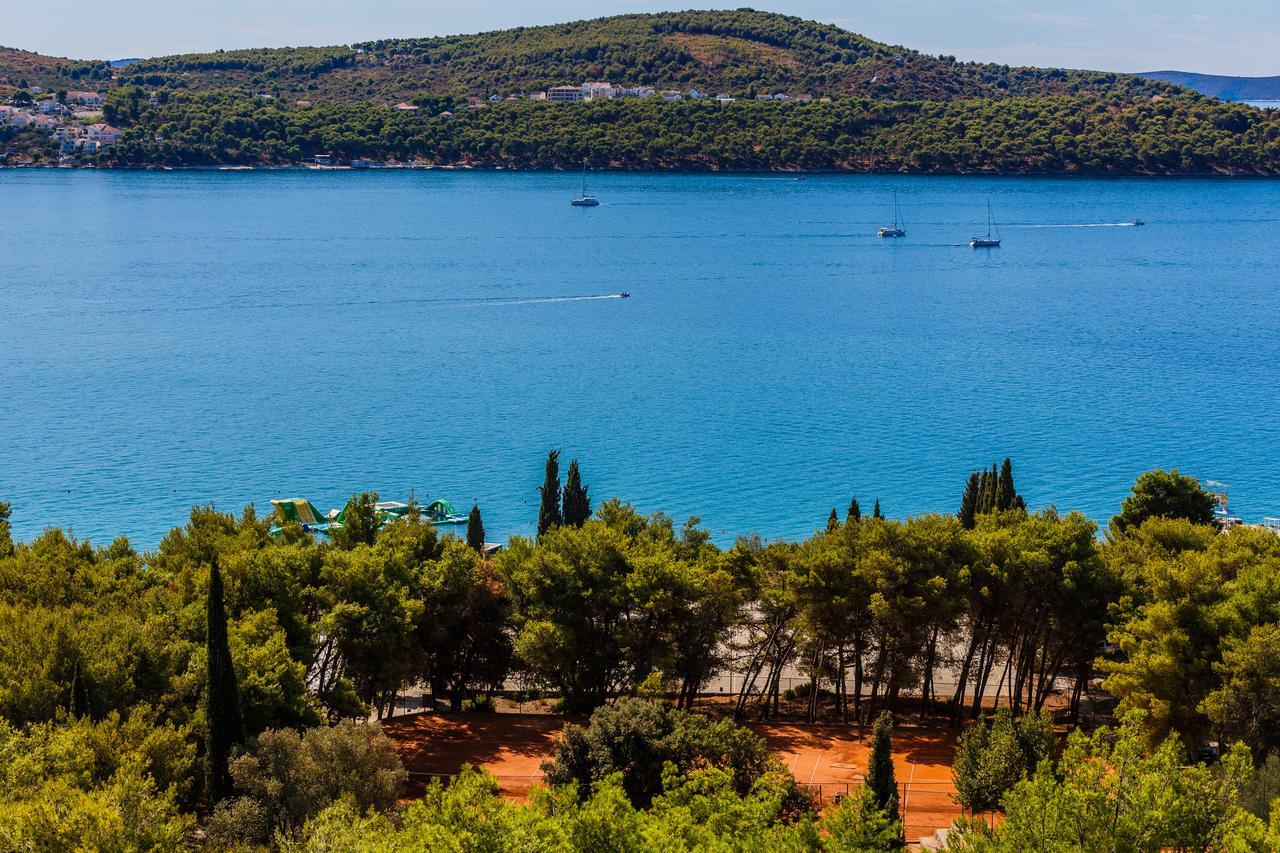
[3,169,1279,548]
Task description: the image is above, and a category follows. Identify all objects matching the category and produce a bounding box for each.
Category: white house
[582,81,615,100]
[86,123,121,144]
[38,100,68,115]
[547,86,584,103]
[687,89,706,100]
[661,90,683,102]
[69,91,103,107]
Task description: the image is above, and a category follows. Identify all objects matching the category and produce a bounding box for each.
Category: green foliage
[1111,468,1217,533]
[865,711,900,830]
[538,449,563,538]
[543,698,786,810]
[110,10,1177,106]
[562,458,592,528]
[205,556,246,804]
[207,722,405,846]
[952,710,1055,813]
[467,502,485,552]
[1201,624,1280,762]
[1101,524,1280,750]
[87,86,1280,174]
[331,491,380,549]
[946,715,1273,852]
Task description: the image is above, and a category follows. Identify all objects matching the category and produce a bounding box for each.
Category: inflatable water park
[268,495,467,538]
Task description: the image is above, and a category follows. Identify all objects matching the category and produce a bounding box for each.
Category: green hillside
[113,10,1176,103]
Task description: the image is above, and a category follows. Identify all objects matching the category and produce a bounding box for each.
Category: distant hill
[1139,71,1280,101]
[110,10,1178,103]
[0,47,111,94]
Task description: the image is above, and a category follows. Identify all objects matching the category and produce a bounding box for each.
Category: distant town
[0,88,124,158]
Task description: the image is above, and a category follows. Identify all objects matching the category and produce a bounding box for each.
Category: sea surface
[3,169,1279,548]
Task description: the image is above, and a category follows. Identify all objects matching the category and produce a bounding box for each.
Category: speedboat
[1131,219,1145,226]
[619,291,631,298]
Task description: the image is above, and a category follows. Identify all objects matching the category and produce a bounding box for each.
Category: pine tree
[873,498,882,519]
[866,711,901,829]
[561,458,592,527]
[205,556,245,806]
[847,497,861,523]
[959,471,980,529]
[537,449,562,538]
[827,508,840,532]
[466,503,485,553]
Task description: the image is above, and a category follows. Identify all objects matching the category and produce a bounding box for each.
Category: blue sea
[3,169,1279,548]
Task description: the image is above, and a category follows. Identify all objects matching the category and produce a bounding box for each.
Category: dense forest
[79,87,1280,174]
[111,11,1179,104]
[2,459,1280,849]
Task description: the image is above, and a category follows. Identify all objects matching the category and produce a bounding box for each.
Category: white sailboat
[970,200,1001,248]
[877,191,906,238]
[570,162,599,206]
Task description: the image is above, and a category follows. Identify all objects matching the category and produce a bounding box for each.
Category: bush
[542,697,789,809]
[462,694,495,713]
[207,722,406,846]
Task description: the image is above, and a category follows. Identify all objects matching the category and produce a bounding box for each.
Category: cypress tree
[866,711,901,828]
[827,508,840,532]
[977,468,994,515]
[959,471,980,529]
[873,498,882,519]
[537,449,562,538]
[847,497,861,523]
[205,556,245,806]
[561,458,592,527]
[466,503,485,553]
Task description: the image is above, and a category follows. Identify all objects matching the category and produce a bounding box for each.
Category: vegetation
[9,11,1280,173]
[108,11,1177,105]
[1110,467,1218,532]
[2,459,1279,848]
[948,715,1276,851]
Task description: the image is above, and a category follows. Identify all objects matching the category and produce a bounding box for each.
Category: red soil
[382,712,963,839]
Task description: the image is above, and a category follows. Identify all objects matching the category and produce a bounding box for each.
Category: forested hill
[111,10,1176,103]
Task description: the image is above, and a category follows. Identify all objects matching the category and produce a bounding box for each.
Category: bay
[2,169,1279,547]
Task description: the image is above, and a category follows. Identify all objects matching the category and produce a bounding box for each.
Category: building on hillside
[582,81,615,100]
[661,90,683,102]
[687,89,706,99]
[394,102,419,111]
[86,123,121,144]
[793,93,813,102]
[295,99,312,107]
[313,154,336,166]
[715,94,736,103]
[530,91,547,101]
[38,100,68,115]
[31,116,60,132]
[547,86,584,103]
[69,91,104,107]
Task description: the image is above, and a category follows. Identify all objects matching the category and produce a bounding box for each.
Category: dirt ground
[382,712,963,840]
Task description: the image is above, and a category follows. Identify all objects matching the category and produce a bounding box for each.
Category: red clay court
[382,712,963,840]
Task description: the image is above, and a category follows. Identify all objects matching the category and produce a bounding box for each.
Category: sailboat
[877,191,906,238]
[970,201,1001,248]
[570,162,599,207]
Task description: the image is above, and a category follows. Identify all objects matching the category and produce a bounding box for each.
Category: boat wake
[1010,222,1139,229]
[93,293,629,317]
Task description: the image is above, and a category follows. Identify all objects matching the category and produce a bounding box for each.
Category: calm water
[3,170,1279,547]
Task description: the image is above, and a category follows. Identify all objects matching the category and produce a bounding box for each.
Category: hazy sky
[9,1,1280,76]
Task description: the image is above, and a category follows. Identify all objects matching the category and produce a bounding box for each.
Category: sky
[7,0,1280,77]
